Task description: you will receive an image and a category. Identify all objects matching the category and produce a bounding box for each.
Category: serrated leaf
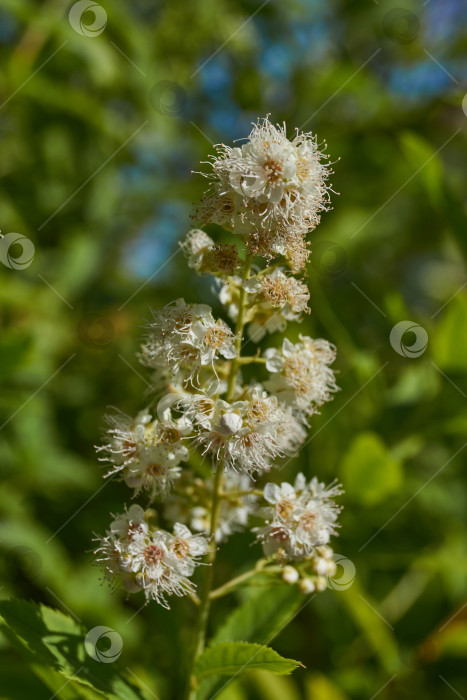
[194,642,301,682]
[213,585,303,646]
[33,665,108,700]
[0,599,149,700]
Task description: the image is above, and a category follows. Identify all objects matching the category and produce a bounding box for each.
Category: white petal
[282,338,295,356]
[173,523,191,539]
[263,482,281,504]
[218,412,243,436]
[265,351,284,373]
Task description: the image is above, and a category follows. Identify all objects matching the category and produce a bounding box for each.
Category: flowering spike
[93,117,343,628]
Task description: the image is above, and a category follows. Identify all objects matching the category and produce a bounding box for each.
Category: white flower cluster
[94,117,343,608]
[196,117,333,272]
[181,229,240,277]
[97,409,189,500]
[255,474,342,561]
[217,267,310,342]
[173,385,306,475]
[165,473,255,543]
[265,336,338,417]
[94,505,209,609]
[140,299,236,382]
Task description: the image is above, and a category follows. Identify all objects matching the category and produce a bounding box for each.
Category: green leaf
[33,665,108,700]
[248,669,301,700]
[0,662,52,700]
[340,433,403,505]
[305,672,349,700]
[399,132,443,207]
[197,585,304,700]
[213,585,303,646]
[386,364,440,405]
[432,295,467,372]
[337,584,399,674]
[194,642,301,682]
[0,599,150,700]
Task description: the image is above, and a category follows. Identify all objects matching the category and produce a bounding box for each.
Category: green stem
[237,355,267,365]
[209,561,277,600]
[219,489,264,499]
[183,252,252,700]
[226,254,252,400]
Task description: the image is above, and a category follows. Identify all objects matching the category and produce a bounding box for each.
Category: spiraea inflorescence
[94,116,342,609]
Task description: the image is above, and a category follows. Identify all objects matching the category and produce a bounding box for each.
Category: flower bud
[315,577,327,592]
[316,545,333,559]
[315,557,331,577]
[282,565,299,584]
[299,578,315,594]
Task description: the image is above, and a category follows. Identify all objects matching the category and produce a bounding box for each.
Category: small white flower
[265,336,338,417]
[197,117,333,271]
[97,410,189,501]
[109,503,149,542]
[254,474,342,561]
[94,510,209,609]
[181,386,302,475]
[206,118,331,233]
[181,229,214,271]
[181,229,240,277]
[140,299,236,383]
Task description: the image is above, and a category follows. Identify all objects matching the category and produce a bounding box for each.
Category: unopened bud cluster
[94,117,342,607]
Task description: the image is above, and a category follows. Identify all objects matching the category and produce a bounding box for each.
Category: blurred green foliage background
[0,0,466,698]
